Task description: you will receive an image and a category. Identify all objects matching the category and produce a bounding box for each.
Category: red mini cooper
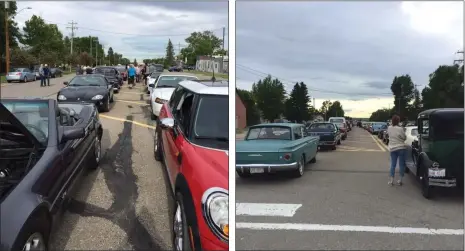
[154,80,229,250]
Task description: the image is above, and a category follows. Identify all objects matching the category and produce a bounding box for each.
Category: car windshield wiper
[195,136,228,142]
[157,85,175,88]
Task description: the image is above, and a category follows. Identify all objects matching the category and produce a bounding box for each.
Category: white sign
[5,2,9,9]
[428,168,445,177]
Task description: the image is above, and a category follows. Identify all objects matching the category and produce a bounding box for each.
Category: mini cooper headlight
[91,95,104,100]
[57,94,67,100]
[202,187,228,242]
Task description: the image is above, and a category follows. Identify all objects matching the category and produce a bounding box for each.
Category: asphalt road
[236,127,464,250]
[1,72,215,250]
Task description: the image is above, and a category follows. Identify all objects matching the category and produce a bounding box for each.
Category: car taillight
[16,72,22,75]
[283,153,291,160]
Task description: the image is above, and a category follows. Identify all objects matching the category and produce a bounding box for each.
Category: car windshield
[329,118,344,123]
[247,126,291,140]
[156,76,197,88]
[432,117,464,140]
[1,101,49,145]
[69,76,107,86]
[308,123,335,131]
[11,68,24,72]
[411,128,418,136]
[94,68,116,76]
[193,95,228,139]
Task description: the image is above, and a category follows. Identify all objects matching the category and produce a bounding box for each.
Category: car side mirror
[148,84,155,88]
[63,81,69,86]
[159,118,175,130]
[62,127,85,142]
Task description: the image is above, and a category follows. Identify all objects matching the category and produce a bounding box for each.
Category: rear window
[309,123,335,130]
[247,127,291,140]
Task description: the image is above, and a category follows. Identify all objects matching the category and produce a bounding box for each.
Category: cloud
[236,1,463,117]
[14,1,228,61]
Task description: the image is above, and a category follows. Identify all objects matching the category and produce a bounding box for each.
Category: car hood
[0,103,42,148]
[60,86,108,99]
[152,88,175,100]
[192,145,228,190]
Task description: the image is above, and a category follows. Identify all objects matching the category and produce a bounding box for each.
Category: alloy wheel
[22,232,45,251]
[173,203,184,251]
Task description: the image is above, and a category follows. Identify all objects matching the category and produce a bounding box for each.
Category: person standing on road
[43,64,51,86]
[39,64,45,87]
[128,64,136,86]
[387,115,407,186]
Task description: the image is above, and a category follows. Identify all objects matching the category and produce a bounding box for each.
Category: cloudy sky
[15,1,228,61]
[236,1,463,118]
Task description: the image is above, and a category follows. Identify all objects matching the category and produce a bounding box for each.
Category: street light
[4,3,32,73]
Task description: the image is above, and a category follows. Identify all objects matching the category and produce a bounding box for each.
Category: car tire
[150,104,157,120]
[24,77,28,82]
[421,167,432,199]
[34,76,37,81]
[310,156,316,163]
[114,89,119,94]
[290,156,305,178]
[337,139,341,145]
[88,134,102,170]
[101,98,110,112]
[237,172,251,178]
[12,216,50,251]
[173,192,195,251]
[110,93,114,103]
[342,135,347,140]
[154,128,163,161]
[7,80,12,83]
[332,145,337,150]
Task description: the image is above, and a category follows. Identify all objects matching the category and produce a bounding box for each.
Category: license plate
[250,167,264,174]
[428,168,446,177]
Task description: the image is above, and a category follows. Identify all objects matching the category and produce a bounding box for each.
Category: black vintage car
[306,122,341,150]
[57,75,115,112]
[0,99,103,251]
[405,108,464,199]
[93,66,123,93]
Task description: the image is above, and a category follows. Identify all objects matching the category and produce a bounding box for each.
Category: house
[236,92,246,129]
[196,55,228,74]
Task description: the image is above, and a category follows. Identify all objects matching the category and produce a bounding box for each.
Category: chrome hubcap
[173,203,184,251]
[22,233,45,251]
[95,136,101,163]
[299,159,304,175]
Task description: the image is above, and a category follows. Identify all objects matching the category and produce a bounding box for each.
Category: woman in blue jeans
[387,115,407,186]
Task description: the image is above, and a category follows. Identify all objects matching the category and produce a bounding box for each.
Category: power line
[236,64,394,97]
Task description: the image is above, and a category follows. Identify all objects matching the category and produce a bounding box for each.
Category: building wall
[236,93,247,129]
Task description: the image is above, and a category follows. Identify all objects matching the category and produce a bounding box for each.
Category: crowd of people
[74,63,149,86]
[38,64,51,87]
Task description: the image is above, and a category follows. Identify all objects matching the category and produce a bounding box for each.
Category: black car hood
[59,86,107,99]
[0,103,42,148]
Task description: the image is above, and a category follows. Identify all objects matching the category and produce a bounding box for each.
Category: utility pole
[454,50,464,65]
[5,2,10,74]
[95,39,98,66]
[67,21,78,55]
[89,36,92,66]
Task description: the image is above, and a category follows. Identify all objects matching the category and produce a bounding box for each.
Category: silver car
[6,68,37,83]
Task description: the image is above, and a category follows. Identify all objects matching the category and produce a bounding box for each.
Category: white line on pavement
[236,203,302,217]
[236,222,464,235]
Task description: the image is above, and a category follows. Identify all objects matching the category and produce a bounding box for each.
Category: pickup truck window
[247,127,291,140]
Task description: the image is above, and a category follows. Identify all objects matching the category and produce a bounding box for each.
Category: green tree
[369,108,392,122]
[236,88,261,126]
[165,39,175,68]
[390,75,414,120]
[421,64,464,110]
[284,82,311,122]
[180,31,222,65]
[107,47,114,64]
[10,47,36,67]
[133,58,138,66]
[326,101,345,117]
[252,75,287,122]
[320,100,332,120]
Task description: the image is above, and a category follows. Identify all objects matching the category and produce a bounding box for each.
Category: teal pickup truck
[236,123,319,178]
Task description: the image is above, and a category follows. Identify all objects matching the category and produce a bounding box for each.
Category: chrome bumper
[236,162,299,173]
[429,178,457,187]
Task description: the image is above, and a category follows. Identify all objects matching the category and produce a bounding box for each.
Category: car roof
[419,108,464,118]
[179,79,228,96]
[252,123,302,128]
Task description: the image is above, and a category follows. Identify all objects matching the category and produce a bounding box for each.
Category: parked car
[146,72,163,94]
[148,74,199,119]
[168,66,183,72]
[93,66,123,93]
[50,67,63,78]
[404,126,418,146]
[57,74,115,112]
[115,66,127,81]
[154,80,228,250]
[370,122,388,135]
[334,122,348,140]
[405,108,463,199]
[236,123,319,178]
[0,98,103,251]
[5,68,36,83]
[382,130,389,144]
[306,122,341,150]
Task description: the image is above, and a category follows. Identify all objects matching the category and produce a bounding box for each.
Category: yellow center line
[99,114,156,130]
[116,99,148,105]
[370,134,387,152]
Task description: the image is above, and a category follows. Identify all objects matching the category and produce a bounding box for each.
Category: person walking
[39,64,45,87]
[387,115,407,186]
[43,64,51,86]
[128,64,136,87]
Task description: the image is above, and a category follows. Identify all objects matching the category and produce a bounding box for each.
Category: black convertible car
[0,99,103,251]
[57,74,115,112]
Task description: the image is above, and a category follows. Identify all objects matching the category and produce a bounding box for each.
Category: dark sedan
[168,66,183,72]
[50,68,63,78]
[0,99,103,251]
[93,66,123,93]
[57,74,115,112]
[306,122,341,150]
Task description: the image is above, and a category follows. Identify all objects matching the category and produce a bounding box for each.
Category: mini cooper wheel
[154,129,163,161]
[13,217,50,251]
[89,134,101,169]
[173,193,194,251]
[290,156,305,178]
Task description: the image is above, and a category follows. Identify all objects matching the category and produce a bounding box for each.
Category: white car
[404,126,418,146]
[148,74,199,119]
